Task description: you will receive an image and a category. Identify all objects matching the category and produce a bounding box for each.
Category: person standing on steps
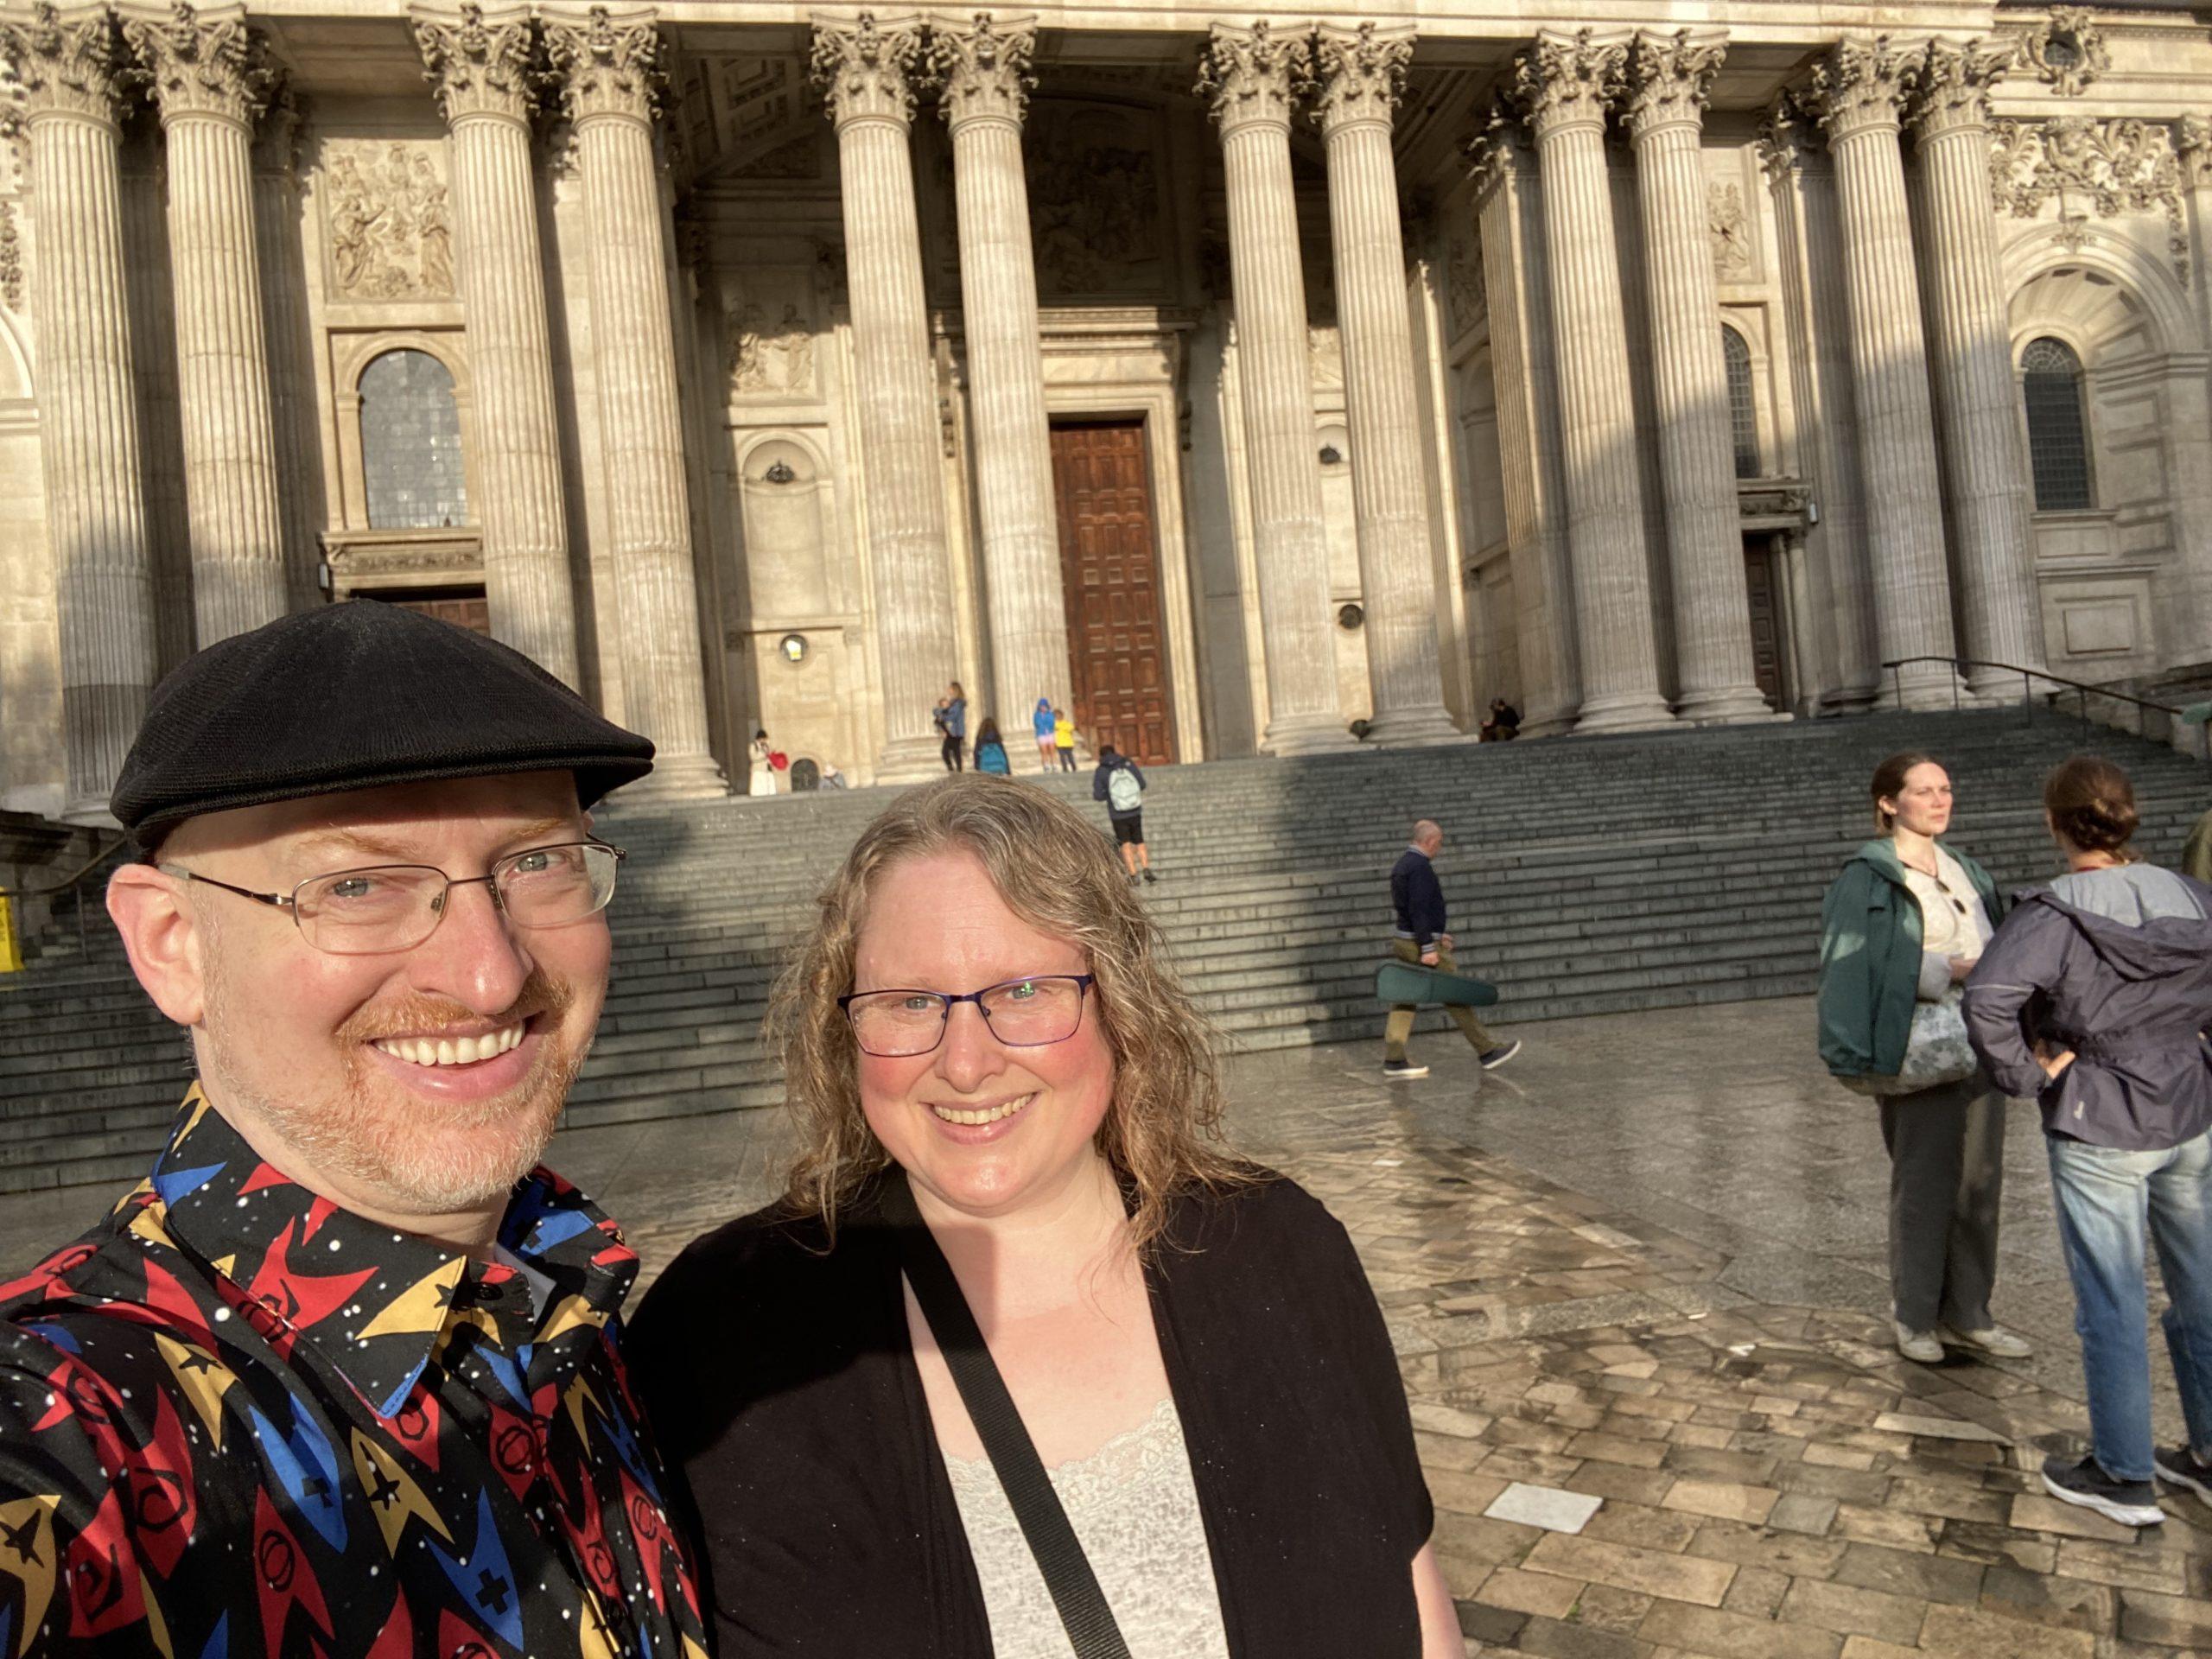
[1052,706,1077,772]
[1033,696,1058,773]
[1382,820,1519,1081]
[1818,751,2033,1368]
[938,683,968,773]
[749,726,779,797]
[974,718,1011,777]
[1964,755,2212,1530]
[1093,745,1155,886]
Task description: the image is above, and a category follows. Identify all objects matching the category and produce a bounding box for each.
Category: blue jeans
[2047,1130,2212,1482]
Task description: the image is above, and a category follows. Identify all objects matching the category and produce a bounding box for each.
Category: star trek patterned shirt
[0,1088,710,1657]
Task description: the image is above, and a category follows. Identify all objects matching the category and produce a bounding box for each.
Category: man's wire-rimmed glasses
[158,842,627,957]
[838,974,1095,1058]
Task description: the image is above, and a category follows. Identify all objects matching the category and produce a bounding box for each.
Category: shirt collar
[145,1086,639,1420]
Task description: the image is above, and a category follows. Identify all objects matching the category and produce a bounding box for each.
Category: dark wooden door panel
[1050,420,1177,766]
[386,591,492,636]
[1743,542,1784,711]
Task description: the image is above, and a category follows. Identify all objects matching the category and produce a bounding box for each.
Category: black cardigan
[625,1173,1434,1656]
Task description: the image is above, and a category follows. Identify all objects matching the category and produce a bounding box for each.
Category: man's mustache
[336,967,574,1046]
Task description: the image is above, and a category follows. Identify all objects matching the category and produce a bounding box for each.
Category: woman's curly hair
[767,773,1255,1255]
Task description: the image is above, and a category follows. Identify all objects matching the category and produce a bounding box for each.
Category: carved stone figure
[728,293,817,394]
[0,199,25,310]
[1708,181,1752,276]
[1988,115,2190,280]
[321,140,455,300]
[2014,6,2109,99]
[1446,236,1485,337]
[1025,106,1161,296]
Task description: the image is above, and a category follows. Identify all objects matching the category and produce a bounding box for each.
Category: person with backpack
[1093,746,1154,885]
[974,717,1011,776]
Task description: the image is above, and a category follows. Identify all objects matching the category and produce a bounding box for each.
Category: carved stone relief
[1446,235,1485,338]
[1988,117,2191,281]
[1708,181,1752,279]
[2013,6,2109,99]
[724,280,817,396]
[1025,102,1164,299]
[320,140,454,302]
[0,200,21,311]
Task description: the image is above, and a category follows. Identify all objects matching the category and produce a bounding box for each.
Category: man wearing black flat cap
[0,602,712,1656]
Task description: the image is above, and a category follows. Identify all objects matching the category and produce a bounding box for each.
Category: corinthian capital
[1622,29,1726,141]
[811,10,924,130]
[1804,35,1919,141]
[413,2,539,126]
[1510,28,1629,140]
[1195,20,1308,136]
[929,12,1033,131]
[1309,22,1413,137]
[1910,37,2010,141]
[1755,92,1820,184]
[125,2,281,128]
[1461,98,1530,203]
[543,4,664,127]
[0,2,130,128]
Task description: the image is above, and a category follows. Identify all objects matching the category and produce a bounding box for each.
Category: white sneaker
[1895,1322,1945,1363]
[1941,1324,2033,1359]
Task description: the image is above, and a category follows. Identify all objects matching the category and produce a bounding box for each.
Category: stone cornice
[1621,28,1726,143]
[124,2,281,129]
[810,10,924,130]
[929,12,1033,132]
[1195,20,1307,137]
[0,2,130,129]
[543,4,664,128]
[1803,34,1920,143]
[413,2,539,127]
[1910,36,2010,143]
[1510,28,1629,142]
[1308,22,1413,138]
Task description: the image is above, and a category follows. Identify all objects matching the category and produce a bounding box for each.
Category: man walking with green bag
[1384,820,1520,1080]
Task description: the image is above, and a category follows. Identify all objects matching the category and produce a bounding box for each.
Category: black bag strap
[880,1170,1134,1659]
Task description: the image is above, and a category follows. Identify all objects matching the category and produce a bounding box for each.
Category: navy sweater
[1390,848,1447,949]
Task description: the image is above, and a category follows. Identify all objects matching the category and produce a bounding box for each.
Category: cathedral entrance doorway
[383,588,491,636]
[1743,537,1787,712]
[1050,418,1178,767]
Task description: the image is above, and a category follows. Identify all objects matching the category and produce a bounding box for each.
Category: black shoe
[1478,1039,1522,1071]
[2154,1445,2212,1508]
[1382,1058,1429,1080]
[1142,868,1157,885]
[1127,873,1141,887]
[2041,1453,2164,1528]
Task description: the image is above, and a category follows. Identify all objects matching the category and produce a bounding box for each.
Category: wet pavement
[10,995,2212,1654]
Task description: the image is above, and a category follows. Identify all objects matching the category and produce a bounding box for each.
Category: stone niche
[1026,99,1170,302]
[731,435,859,779]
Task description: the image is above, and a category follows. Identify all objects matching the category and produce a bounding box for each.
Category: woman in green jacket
[1817,752,2033,1365]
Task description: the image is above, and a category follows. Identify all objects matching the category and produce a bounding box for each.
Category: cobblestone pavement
[10,995,2212,1653]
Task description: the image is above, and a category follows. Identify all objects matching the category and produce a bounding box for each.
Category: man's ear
[106,864,207,1027]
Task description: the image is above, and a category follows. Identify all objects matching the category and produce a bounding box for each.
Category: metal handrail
[1880,656,2210,762]
[0,832,129,963]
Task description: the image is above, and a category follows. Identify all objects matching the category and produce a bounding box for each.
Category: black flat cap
[112,600,655,845]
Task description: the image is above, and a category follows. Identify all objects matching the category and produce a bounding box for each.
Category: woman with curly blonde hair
[628,775,1456,1658]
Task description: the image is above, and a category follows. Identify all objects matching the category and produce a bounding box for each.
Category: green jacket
[1817,838,2005,1081]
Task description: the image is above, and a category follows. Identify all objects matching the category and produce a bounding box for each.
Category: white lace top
[943,1395,1232,1659]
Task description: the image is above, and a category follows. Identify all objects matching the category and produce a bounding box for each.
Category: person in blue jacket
[974,717,1011,776]
[1032,696,1058,772]
[934,682,967,772]
[1966,754,2212,1529]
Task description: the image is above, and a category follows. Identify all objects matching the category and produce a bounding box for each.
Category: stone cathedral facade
[1,2,2209,818]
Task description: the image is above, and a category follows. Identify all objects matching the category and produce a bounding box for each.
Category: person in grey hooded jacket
[1965,754,2212,1529]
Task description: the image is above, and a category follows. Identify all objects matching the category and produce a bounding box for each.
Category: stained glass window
[1723,327,1759,479]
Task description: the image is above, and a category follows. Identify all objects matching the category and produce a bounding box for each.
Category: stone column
[1467,109,1579,735]
[1512,29,1673,732]
[544,6,724,795]
[416,3,583,690]
[0,2,159,820]
[1623,30,1771,724]
[125,1,289,644]
[252,90,321,615]
[929,13,1070,727]
[810,11,960,779]
[1910,38,2044,692]
[1311,22,1458,744]
[1197,21,1351,753]
[1805,36,1956,708]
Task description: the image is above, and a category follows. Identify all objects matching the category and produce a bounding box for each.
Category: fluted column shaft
[254,98,320,615]
[812,14,959,779]
[1313,24,1457,744]
[1625,31,1770,723]
[129,4,288,643]
[548,10,722,793]
[1198,22,1350,753]
[1515,29,1672,732]
[933,17,1070,728]
[1912,40,2044,692]
[417,5,582,688]
[1,5,157,819]
[1809,38,1956,706]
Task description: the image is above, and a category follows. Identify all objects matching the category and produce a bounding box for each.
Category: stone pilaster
[1910,37,2044,692]
[1197,20,1351,753]
[545,3,724,793]
[1511,28,1673,732]
[1311,22,1458,744]
[1804,36,1956,708]
[1624,29,1771,724]
[1467,108,1579,735]
[929,13,1069,727]
[252,88,320,615]
[416,2,583,689]
[810,10,960,780]
[124,0,289,644]
[2,1,159,819]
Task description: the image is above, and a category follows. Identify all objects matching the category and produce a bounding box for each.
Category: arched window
[2022,336,2093,512]
[359,348,468,529]
[1722,327,1759,479]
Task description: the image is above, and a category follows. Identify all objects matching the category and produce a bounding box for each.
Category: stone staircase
[2,708,2204,1196]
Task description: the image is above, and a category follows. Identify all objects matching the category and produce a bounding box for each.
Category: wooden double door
[1049,419,1177,766]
